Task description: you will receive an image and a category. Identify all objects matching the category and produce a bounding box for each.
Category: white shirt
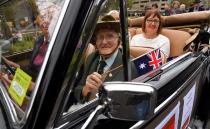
[130,34,170,58]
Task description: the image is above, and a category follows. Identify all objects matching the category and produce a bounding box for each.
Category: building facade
[132,0,168,11]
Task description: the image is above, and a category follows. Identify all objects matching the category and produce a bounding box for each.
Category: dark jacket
[189,6,204,12]
[23,35,47,80]
[74,50,138,102]
[30,35,45,66]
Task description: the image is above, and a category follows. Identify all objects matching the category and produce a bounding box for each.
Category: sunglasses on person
[96,33,118,42]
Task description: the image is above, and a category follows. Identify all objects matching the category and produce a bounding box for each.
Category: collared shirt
[99,49,118,73]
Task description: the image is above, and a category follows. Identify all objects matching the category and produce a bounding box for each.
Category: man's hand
[82,72,103,97]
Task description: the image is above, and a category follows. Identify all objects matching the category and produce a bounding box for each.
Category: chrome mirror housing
[102,82,156,121]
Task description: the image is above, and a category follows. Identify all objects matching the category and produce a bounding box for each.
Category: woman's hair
[172,0,180,8]
[152,3,158,9]
[142,10,162,34]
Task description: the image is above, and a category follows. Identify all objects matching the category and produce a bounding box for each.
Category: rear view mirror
[102,82,156,121]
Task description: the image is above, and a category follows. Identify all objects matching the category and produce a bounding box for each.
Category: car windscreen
[0,0,64,127]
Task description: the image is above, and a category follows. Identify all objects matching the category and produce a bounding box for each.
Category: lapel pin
[109,73,112,77]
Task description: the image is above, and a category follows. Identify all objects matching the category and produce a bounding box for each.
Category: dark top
[189,6,204,12]
[23,35,48,80]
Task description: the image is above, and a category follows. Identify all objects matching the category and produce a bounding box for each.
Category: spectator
[180,4,187,13]
[189,0,204,12]
[2,15,50,81]
[151,3,159,12]
[0,15,50,97]
[171,0,182,14]
[163,2,174,16]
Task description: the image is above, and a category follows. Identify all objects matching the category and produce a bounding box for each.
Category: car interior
[67,11,209,113]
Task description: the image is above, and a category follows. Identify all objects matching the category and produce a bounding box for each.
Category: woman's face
[173,3,179,9]
[145,15,160,36]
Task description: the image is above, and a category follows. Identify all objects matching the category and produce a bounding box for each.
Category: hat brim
[95,21,120,33]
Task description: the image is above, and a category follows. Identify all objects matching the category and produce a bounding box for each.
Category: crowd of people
[162,0,205,16]
[129,0,207,17]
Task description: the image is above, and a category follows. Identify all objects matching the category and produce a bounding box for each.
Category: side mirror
[81,82,157,129]
[102,82,156,121]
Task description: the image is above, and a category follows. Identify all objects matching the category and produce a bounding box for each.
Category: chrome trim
[27,0,71,118]
[54,122,69,129]
[130,120,144,129]
[104,82,155,93]
[154,87,181,113]
[0,85,16,123]
[161,52,192,70]
[0,83,25,128]
[81,105,105,129]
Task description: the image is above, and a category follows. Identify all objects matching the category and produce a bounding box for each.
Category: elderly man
[74,15,138,102]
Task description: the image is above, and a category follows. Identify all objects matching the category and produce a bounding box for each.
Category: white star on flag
[139,63,146,69]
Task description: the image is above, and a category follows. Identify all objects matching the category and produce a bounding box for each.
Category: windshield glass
[0,0,64,126]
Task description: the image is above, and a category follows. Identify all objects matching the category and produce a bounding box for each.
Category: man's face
[95,29,119,58]
[40,21,49,33]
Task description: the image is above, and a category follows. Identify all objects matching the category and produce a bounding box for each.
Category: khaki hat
[94,15,120,33]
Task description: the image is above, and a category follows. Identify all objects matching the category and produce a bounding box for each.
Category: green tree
[100,0,118,14]
[4,5,14,21]
[27,0,39,16]
[101,0,133,14]
[0,17,12,39]
[127,0,133,9]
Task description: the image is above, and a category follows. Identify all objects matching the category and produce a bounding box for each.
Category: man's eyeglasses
[96,34,118,42]
[146,19,160,24]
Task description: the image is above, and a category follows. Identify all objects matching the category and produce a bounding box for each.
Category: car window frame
[52,0,132,128]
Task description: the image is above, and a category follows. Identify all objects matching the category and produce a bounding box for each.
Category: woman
[171,0,182,14]
[130,10,170,62]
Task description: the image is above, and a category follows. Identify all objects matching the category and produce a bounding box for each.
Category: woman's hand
[2,56,20,68]
[1,73,12,89]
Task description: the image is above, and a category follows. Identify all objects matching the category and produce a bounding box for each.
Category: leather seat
[85,28,192,60]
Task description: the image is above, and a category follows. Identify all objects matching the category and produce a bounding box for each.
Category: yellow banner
[9,68,32,106]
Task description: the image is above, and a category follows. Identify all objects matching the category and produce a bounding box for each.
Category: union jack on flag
[133,48,162,77]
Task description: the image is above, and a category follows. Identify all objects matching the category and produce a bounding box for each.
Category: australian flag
[133,48,162,77]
